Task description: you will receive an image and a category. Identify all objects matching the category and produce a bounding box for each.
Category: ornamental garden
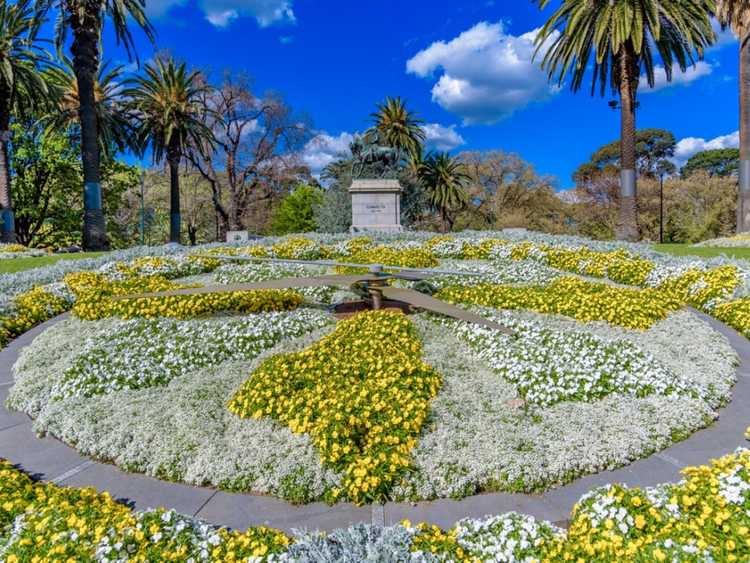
[2,232,750,560]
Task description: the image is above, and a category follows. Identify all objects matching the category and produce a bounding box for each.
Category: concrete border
[0,310,748,532]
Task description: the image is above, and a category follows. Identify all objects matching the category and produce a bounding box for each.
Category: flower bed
[228,310,442,504]
[2,446,750,561]
[0,243,47,259]
[52,310,331,399]
[449,311,699,407]
[438,277,681,330]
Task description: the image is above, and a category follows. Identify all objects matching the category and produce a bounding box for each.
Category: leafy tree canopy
[681,148,740,178]
[574,128,676,183]
[270,184,323,235]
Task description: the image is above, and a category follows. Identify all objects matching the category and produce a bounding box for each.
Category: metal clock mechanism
[117,254,514,335]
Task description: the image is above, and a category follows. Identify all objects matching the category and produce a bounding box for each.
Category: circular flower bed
[3,233,742,508]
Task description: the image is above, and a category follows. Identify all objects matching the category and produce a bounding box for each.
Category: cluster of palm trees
[534,0,750,241]
[5,0,750,245]
[0,0,213,248]
[368,96,471,232]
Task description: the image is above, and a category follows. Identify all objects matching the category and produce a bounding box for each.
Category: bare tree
[187,72,311,237]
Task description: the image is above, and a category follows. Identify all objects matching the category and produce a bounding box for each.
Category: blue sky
[90,0,740,189]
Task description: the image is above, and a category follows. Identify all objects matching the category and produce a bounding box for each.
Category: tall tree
[418,152,469,232]
[42,57,135,159]
[0,0,50,242]
[43,0,154,250]
[716,1,750,231]
[573,129,677,181]
[186,74,310,238]
[369,96,426,162]
[682,148,740,177]
[125,57,214,244]
[535,0,715,241]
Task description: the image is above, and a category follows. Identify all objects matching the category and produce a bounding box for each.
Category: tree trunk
[0,103,15,243]
[71,9,108,250]
[167,144,181,244]
[739,33,750,232]
[615,44,640,241]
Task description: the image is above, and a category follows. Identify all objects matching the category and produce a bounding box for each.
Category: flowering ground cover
[1,230,748,513]
[2,445,750,561]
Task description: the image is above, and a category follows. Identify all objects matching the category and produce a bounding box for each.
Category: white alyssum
[52,309,332,399]
[394,313,731,501]
[448,310,700,407]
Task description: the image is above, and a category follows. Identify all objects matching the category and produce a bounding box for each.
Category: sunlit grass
[653,244,750,260]
[0,252,106,274]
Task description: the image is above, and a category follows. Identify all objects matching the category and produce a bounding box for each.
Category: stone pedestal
[226,230,249,243]
[348,179,403,233]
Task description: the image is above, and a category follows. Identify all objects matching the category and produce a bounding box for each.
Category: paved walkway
[0,310,749,533]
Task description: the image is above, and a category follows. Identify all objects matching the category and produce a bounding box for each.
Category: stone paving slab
[0,386,29,431]
[60,462,216,517]
[195,492,371,533]
[0,422,90,481]
[0,309,749,532]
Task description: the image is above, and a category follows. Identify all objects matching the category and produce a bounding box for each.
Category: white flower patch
[213,262,334,303]
[432,259,560,288]
[395,316,722,500]
[717,460,750,506]
[52,310,332,399]
[454,512,562,562]
[95,509,223,562]
[428,238,471,258]
[449,311,699,407]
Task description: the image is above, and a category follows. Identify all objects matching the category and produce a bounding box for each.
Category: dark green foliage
[682,148,740,178]
[573,129,677,182]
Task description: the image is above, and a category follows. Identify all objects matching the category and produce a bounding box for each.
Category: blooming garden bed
[2,231,750,558]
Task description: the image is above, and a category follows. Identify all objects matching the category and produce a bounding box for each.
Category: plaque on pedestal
[348,179,403,233]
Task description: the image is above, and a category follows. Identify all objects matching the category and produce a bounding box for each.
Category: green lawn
[0,252,106,274]
[653,244,750,260]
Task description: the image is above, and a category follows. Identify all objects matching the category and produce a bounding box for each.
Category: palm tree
[418,152,470,232]
[125,58,214,244]
[42,57,135,160]
[716,1,750,231]
[0,0,50,243]
[535,0,715,241]
[43,0,154,250]
[369,96,426,162]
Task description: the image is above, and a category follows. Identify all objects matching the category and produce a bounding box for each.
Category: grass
[653,244,750,260]
[0,252,106,274]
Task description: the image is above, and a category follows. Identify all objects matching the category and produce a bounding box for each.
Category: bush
[270,184,324,235]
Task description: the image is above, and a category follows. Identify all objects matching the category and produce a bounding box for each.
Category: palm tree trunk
[0,103,15,243]
[616,45,640,241]
[71,10,108,250]
[167,144,181,244]
[739,33,750,233]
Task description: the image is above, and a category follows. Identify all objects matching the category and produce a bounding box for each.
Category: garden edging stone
[0,308,748,533]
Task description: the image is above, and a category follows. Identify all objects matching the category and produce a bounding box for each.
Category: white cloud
[205,9,238,26]
[147,0,295,28]
[640,61,713,93]
[406,21,560,125]
[421,123,466,151]
[301,132,354,175]
[675,131,739,163]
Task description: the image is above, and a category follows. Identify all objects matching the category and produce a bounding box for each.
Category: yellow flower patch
[438,277,682,330]
[337,245,438,273]
[67,272,302,321]
[0,286,71,347]
[228,310,442,504]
